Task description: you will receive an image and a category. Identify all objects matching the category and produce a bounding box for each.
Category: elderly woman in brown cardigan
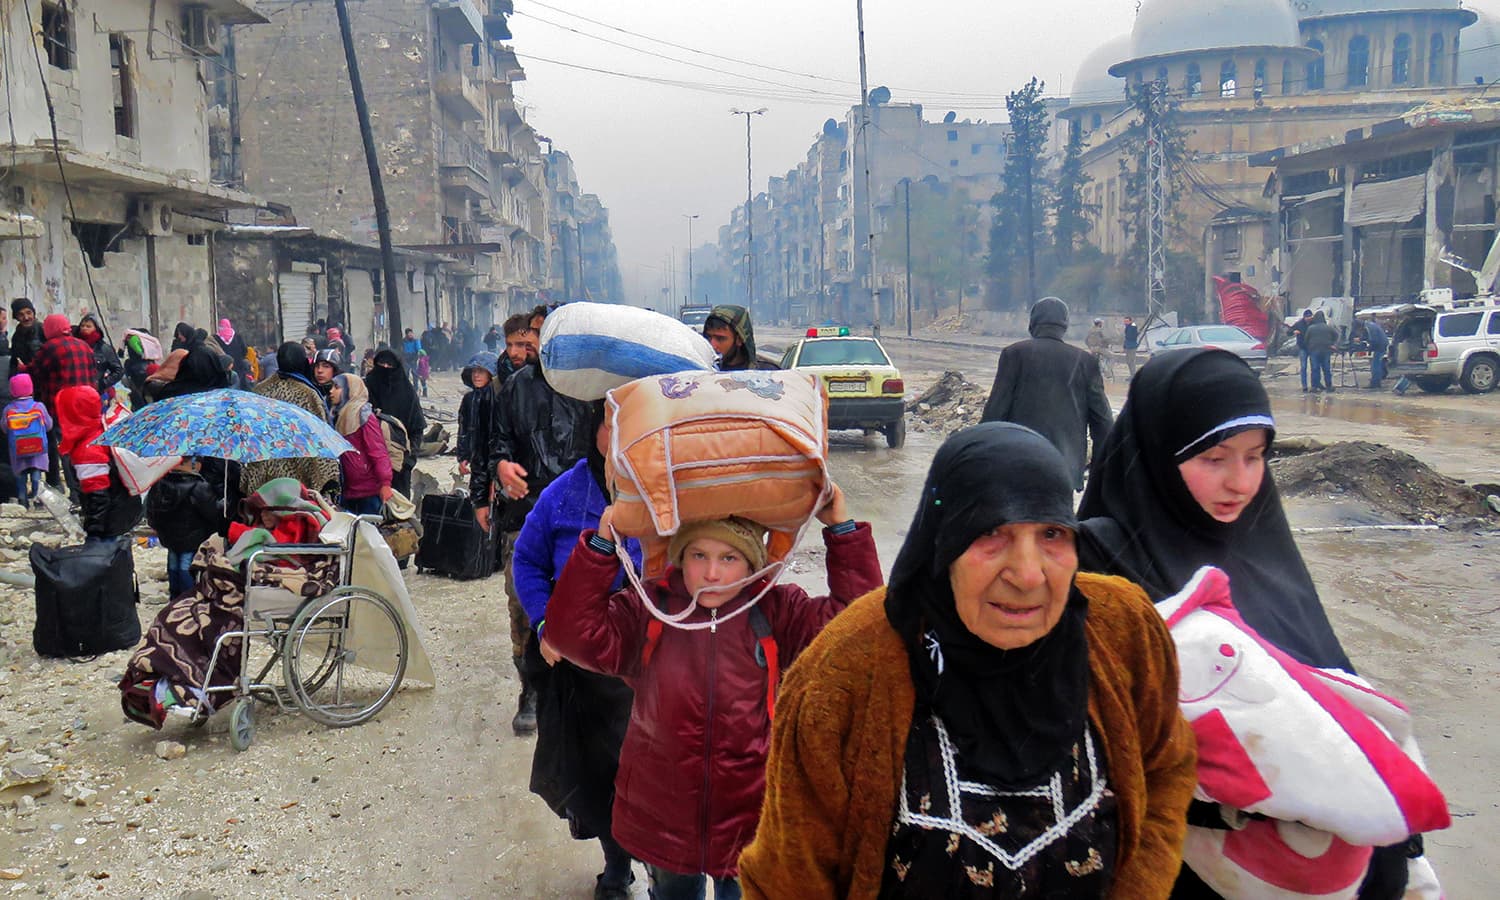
[739,423,1196,899]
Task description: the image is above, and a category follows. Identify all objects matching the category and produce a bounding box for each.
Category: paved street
[1,361,1495,897]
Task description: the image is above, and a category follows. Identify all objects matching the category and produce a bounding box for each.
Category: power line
[516,51,857,105]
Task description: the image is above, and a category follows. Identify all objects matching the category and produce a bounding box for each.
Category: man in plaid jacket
[30,314,97,413]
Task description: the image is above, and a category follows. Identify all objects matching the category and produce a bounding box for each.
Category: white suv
[1423,306,1500,394]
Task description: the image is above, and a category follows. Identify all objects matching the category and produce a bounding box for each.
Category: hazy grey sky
[511,0,1139,305]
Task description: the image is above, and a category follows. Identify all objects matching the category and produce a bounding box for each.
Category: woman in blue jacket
[513,401,642,900]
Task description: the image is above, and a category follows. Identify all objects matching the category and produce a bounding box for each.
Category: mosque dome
[1292,0,1476,24]
[1070,34,1131,108]
[1458,2,1500,84]
[1111,0,1303,73]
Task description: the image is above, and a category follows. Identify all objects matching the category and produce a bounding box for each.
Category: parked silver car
[1152,325,1268,374]
[1421,305,1500,394]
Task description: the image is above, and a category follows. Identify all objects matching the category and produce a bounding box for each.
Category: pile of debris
[927,312,978,334]
[1272,440,1494,526]
[907,371,989,435]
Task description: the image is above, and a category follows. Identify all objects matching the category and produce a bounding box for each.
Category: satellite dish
[943,111,957,123]
[870,85,891,105]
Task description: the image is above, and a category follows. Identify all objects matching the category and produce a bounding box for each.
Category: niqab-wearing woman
[242,342,341,497]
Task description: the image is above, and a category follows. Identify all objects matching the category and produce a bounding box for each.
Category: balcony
[432,0,483,43]
[438,132,489,199]
[435,68,484,121]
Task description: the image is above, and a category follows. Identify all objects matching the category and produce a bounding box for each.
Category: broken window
[1306,40,1325,91]
[40,1,74,70]
[1253,59,1267,99]
[1429,34,1446,84]
[1392,34,1411,84]
[71,221,126,269]
[110,35,135,137]
[1347,36,1370,87]
[1186,63,1202,98]
[1220,60,1237,98]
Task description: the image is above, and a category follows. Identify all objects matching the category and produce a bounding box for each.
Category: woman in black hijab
[1076,348,1424,898]
[149,323,230,401]
[741,423,1195,898]
[1076,348,1351,671]
[365,348,425,450]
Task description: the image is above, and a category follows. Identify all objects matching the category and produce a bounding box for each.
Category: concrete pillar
[1340,164,1355,298]
[1424,137,1454,291]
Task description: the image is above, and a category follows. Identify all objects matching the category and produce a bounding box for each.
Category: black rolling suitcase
[31,540,140,658]
[415,492,496,579]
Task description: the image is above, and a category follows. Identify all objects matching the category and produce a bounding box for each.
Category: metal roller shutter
[278,271,315,343]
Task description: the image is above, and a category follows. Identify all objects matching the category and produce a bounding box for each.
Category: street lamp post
[684,213,699,309]
[903,178,913,337]
[730,108,766,309]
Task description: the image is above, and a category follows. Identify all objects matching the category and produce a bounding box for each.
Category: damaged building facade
[1063,0,1500,317]
[715,100,1010,325]
[223,0,621,347]
[0,0,266,339]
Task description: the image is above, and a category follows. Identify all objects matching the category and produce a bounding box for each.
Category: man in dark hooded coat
[703,304,778,371]
[980,296,1112,489]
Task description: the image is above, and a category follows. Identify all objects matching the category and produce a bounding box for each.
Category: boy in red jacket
[55,385,139,541]
[543,488,882,900]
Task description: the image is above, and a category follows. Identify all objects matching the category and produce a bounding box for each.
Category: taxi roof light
[806,326,851,337]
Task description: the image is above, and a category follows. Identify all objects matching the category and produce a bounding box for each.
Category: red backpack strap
[748,606,779,720]
[641,617,664,668]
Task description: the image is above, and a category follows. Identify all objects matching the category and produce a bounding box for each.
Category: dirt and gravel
[905,370,989,435]
[1272,439,1497,526]
[1,344,1498,897]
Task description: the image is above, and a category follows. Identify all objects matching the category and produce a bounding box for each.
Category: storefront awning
[1347,175,1426,227]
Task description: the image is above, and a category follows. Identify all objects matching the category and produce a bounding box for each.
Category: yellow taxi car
[779,326,906,448]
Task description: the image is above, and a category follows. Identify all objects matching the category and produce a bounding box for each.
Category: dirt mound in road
[1272,440,1493,525]
[907,370,989,435]
[927,312,979,334]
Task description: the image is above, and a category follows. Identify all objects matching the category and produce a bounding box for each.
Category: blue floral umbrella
[95,389,353,461]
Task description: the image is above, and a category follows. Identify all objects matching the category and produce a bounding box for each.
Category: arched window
[1155,65,1169,85]
[1347,36,1370,86]
[1392,33,1411,84]
[1306,39,1326,90]
[1430,33,1446,83]
[1282,59,1294,94]
[1186,62,1203,97]
[1220,60,1237,97]
[1253,58,1267,98]
[1091,112,1102,130]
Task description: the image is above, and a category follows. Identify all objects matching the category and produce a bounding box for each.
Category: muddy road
[0,348,1496,898]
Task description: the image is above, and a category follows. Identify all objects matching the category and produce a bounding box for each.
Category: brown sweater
[739,573,1197,899]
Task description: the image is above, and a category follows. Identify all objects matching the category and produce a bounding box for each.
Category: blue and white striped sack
[539,302,717,401]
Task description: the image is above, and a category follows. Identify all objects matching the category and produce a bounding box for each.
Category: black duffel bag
[31,540,140,658]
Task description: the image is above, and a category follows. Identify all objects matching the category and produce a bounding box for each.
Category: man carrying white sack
[478,308,592,736]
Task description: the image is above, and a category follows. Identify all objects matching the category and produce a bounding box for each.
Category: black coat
[9,323,43,377]
[365,350,426,445]
[478,364,591,517]
[980,297,1113,489]
[1304,321,1338,354]
[146,470,225,552]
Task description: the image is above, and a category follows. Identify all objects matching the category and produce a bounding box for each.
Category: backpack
[641,605,780,719]
[374,411,411,472]
[6,403,47,457]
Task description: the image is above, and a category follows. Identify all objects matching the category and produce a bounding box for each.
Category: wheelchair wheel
[229,697,255,752]
[283,587,408,728]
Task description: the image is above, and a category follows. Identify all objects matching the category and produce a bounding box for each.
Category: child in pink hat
[4,373,53,507]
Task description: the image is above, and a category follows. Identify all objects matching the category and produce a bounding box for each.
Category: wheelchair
[194,513,409,751]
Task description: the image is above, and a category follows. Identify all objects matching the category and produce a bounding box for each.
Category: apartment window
[971,143,981,155]
[1186,63,1202,98]
[1220,60,1237,97]
[1154,65,1168,85]
[946,129,958,141]
[110,35,135,137]
[1347,36,1370,87]
[41,1,74,70]
[949,159,958,167]
[1393,34,1412,84]
[1306,40,1325,90]
[1090,112,1102,129]
[1429,34,1446,83]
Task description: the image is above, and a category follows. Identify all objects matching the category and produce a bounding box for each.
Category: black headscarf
[365,348,425,442]
[171,322,196,351]
[275,341,312,381]
[585,399,609,496]
[1077,349,1353,671]
[885,423,1090,788]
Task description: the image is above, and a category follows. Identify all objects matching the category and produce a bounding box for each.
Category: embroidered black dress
[880,713,1118,898]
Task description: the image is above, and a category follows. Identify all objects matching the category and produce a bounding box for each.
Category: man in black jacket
[980,296,1113,489]
[1304,310,1339,393]
[477,311,590,736]
[9,298,43,378]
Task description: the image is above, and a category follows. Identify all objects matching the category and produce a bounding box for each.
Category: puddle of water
[1284,497,1402,528]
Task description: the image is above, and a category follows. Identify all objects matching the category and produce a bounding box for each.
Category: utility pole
[575,221,586,300]
[855,0,879,328]
[903,178,913,337]
[334,0,401,340]
[1143,79,1169,324]
[730,108,766,309]
[684,214,699,309]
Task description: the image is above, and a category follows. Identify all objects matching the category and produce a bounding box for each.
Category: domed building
[1064,0,1500,316]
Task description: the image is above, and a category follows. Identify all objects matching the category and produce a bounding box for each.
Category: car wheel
[1460,356,1498,394]
[1414,375,1452,394]
[884,416,906,449]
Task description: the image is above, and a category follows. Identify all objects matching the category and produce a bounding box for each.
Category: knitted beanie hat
[42,314,70,340]
[9,373,31,397]
[669,517,769,572]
